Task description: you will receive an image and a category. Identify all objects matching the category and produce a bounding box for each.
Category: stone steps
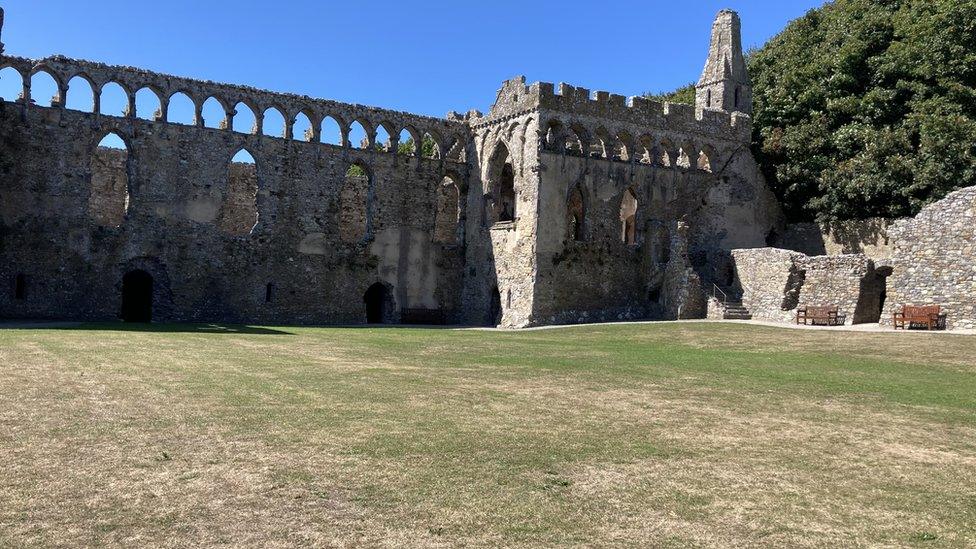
[722,301,753,320]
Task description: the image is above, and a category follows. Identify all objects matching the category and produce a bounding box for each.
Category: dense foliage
[645,84,696,105]
[749,0,976,221]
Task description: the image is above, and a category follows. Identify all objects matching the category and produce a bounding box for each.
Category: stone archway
[364,282,396,324]
[121,269,153,322]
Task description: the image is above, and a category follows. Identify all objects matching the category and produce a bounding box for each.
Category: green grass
[1,322,975,547]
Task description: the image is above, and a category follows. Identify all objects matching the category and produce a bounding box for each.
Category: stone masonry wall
[0,9,788,329]
[89,147,128,228]
[881,186,976,330]
[779,218,894,261]
[0,103,468,324]
[731,248,877,325]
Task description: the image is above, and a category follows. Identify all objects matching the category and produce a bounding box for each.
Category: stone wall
[731,248,880,325]
[730,248,801,323]
[0,9,787,328]
[89,147,128,228]
[0,103,469,325]
[779,218,894,260]
[881,186,976,330]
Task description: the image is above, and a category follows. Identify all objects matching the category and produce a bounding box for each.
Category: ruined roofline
[0,53,466,140]
[476,76,752,143]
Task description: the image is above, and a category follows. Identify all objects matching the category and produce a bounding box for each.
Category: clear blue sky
[1,0,825,118]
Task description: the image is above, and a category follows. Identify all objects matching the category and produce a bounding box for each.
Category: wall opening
[99,82,128,116]
[0,66,25,103]
[121,270,153,323]
[486,143,516,224]
[349,120,369,149]
[544,120,565,152]
[167,92,195,125]
[321,116,342,145]
[854,265,892,324]
[422,133,441,159]
[697,150,713,172]
[201,96,225,129]
[90,132,129,227]
[658,140,675,167]
[433,176,461,244]
[364,282,394,324]
[262,107,285,138]
[65,75,95,112]
[734,86,741,109]
[340,163,370,243]
[567,187,584,241]
[293,111,313,141]
[14,273,26,300]
[374,124,392,152]
[397,128,416,156]
[265,282,274,303]
[218,149,258,236]
[135,87,161,120]
[614,131,633,161]
[29,70,59,107]
[620,189,638,245]
[232,102,256,134]
[489,286,502,326]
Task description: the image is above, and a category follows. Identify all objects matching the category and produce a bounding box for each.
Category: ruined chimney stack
[695,9,751,115]
[1,8,6,55]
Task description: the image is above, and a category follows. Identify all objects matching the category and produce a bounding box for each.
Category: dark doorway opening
[364,282,393,324]
[499,164,515,222]
[14,273,26,300]
[853,265,893,324]
[121,270,153,323]
[488,286,502,326]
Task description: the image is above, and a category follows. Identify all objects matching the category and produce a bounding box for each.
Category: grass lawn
[1,322,975,547]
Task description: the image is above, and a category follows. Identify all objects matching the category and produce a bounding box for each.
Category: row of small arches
[543,119,717,172]
[0,65,466,161]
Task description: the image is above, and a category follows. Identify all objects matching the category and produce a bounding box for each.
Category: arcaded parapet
[731,248,880,325]
[882,186,976,330]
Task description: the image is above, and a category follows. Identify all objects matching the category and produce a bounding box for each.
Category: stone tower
[696,9,751,114]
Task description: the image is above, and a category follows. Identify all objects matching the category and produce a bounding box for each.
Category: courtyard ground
[1,322,974,547]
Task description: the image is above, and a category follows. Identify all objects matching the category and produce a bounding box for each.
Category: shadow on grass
[0,321,294,335]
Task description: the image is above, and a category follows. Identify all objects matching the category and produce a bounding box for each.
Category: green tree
[644,83,696,105]
[748,0,976,221]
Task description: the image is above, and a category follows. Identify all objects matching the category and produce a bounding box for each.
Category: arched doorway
[121,270,153,322]
[364,282,394,324]
[488,286,502,326]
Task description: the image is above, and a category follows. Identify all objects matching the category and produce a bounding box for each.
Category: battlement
[478,76,751,144]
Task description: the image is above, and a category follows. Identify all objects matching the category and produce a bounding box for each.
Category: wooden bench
[893,305,945,330]
[796,305,845,326]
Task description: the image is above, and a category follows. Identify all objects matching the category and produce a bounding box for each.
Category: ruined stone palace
[2,9,973,329]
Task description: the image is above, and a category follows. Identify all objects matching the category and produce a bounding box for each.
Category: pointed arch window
[90,132,130,227]
[620,189,638,245]
[340,162,370,242]
[218,149,258,235]
[567,187,584,242]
